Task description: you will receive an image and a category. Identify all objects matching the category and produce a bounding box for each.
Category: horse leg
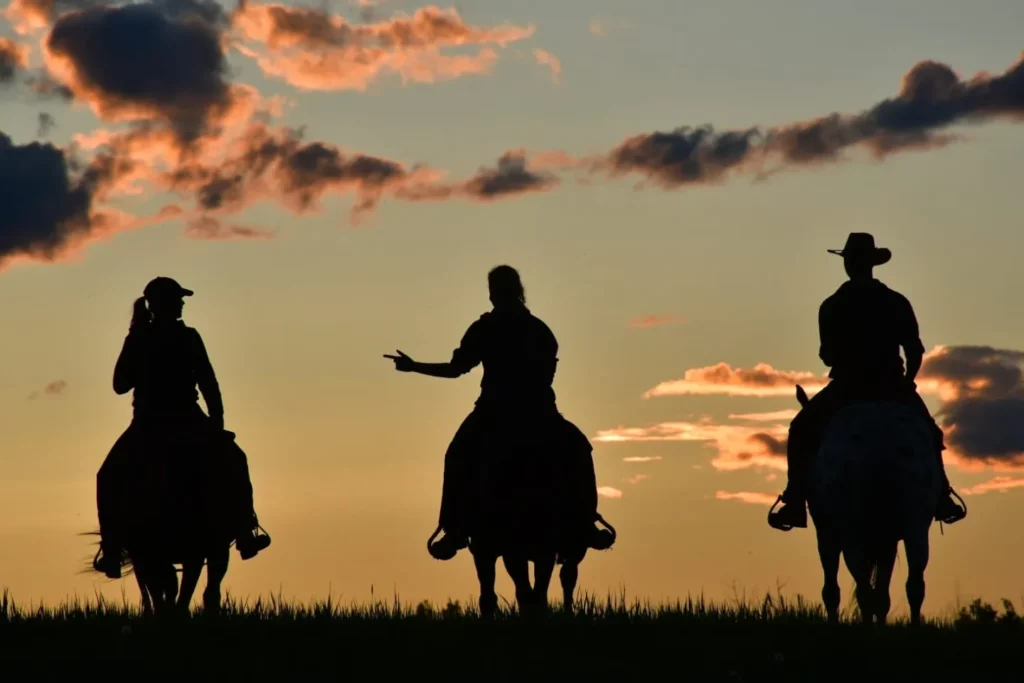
[133,560,167,616]
[904,531,930,626]
[872,540,898,625]
[815,530,841,625]
[531,554,555,613]
[203,545,230,615]
[153,562,179,617]
[560,562,580,614]
[472,549,498,620]
[502,555,535,616]
[843,545,876,625]
[176,558,203,615]
[134,566,154,617]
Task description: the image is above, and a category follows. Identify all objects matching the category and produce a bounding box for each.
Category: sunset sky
[1,0,1023,616]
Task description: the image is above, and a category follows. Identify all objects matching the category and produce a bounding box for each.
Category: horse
[92,428,241,617]
[797,384,943,625]
[457,416,616,618]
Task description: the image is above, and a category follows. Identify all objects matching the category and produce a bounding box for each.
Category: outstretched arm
[384,351,470,378]
[192,330,225,428]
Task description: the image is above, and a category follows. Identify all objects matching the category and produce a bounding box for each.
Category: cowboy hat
[827,232,891,266]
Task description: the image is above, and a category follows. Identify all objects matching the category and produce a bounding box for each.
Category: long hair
[130,296,151,330]
[488,265,526,309]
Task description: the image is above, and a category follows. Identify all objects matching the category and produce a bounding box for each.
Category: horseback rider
[768,233,966,532]
[93,277,271,579]
[385,265,612,560]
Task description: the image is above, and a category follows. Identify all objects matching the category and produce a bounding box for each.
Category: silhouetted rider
[385,265,611,560]
[94,277,270,579]
[769,234,966,532]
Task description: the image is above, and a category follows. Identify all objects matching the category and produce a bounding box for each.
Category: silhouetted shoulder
[450,314,491,373]
[526,312,558,355]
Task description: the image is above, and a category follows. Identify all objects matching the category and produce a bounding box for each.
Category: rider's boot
[768,487,808,531]
[236,514,271,560]
[935,487,967,524]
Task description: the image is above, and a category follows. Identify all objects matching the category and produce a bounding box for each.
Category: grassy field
[1,590,1021,681]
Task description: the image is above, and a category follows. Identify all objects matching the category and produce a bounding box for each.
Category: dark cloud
[460,150,559,199]
[0,131,100,265]
[25,73,75,101]
[748,432,786,457]
[28,378,69,400]
[185,215,273,240]
[609,126,761,187]
[165,122,427,219]
[920,346,1024,466]
[37,112,56,138]
[0,38,28,84]
[44,2,243,140]
[606,53,1024,186]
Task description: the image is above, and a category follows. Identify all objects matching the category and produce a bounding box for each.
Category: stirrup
[937,488,967,525]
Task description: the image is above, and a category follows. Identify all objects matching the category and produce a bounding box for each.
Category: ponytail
[130,297,151,331]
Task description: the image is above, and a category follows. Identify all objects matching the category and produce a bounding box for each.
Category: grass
[1,589,1021,681]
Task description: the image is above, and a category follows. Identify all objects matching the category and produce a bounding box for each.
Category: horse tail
[80,530,135,576]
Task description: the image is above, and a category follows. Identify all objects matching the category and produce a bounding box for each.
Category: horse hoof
[478,594,498,620]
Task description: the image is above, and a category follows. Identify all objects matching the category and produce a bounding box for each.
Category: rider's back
[819,279,922,386]
[454,308,558,412]
[125,321,207,415]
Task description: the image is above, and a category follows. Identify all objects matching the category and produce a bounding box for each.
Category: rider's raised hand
[384,350,415,372]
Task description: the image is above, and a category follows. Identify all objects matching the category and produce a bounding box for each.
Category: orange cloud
[622,456,662,463]
[231,3,536,91]
[0,37,29,82]
[4,0,52,34]
[626,474,648,485]
[715,491,777,506]
[961,476,1024,496]
[594,420,788,472]
[643,362,828,399]
[608,344,1024,475]
[532,48,561,84]
[629,314,686,329]
[728,410,799,422]
[597,486,623,499]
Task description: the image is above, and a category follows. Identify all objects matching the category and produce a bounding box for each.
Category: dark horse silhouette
[91,430,242,616]
[456,425,616,617]
[795,385,946,625]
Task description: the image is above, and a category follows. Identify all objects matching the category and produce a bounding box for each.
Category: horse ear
[796,385,810,407]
